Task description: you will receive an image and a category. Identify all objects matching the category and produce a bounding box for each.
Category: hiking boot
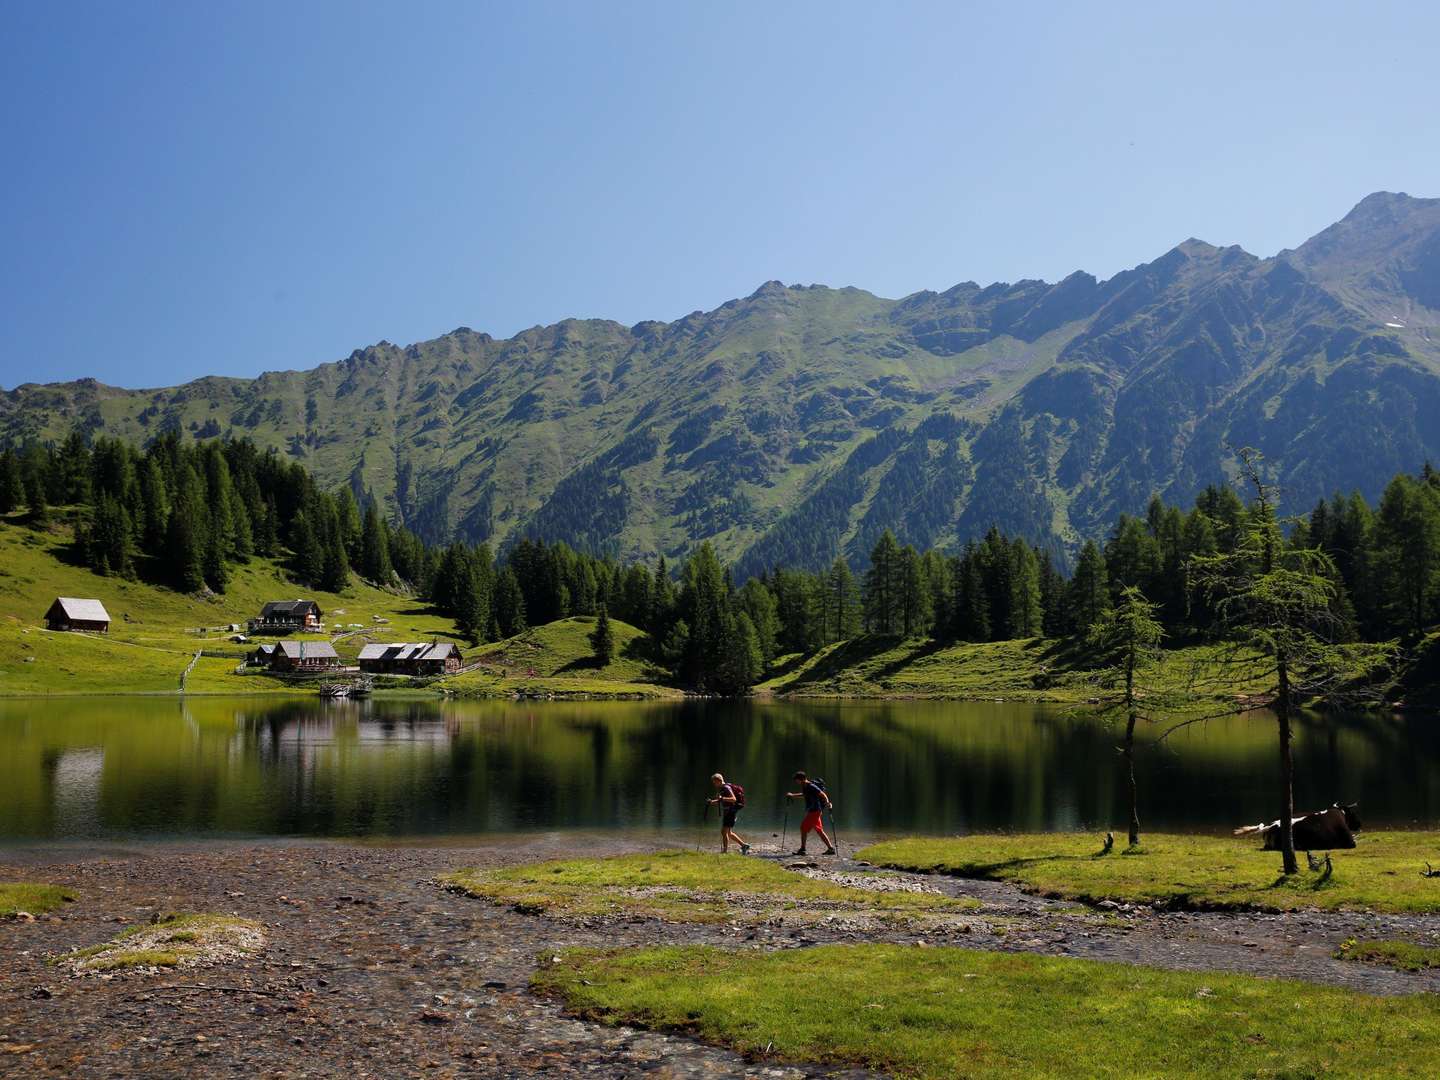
[740,843,751,855]
[791,849,807,856]
[823,848,837,855]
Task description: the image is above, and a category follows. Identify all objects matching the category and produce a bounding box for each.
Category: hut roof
[50,597,111,622]
[358,642,460,662]
[276,640,338,660]
[259,600,321,618]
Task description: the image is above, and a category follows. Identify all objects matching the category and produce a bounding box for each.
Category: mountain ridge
[5,193,1440,570]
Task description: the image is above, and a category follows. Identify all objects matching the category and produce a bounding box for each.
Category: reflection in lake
[1,696,1437,841]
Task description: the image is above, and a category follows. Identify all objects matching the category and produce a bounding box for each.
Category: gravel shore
[3,835,1438,1078]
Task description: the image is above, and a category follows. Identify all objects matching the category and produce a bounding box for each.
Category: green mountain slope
[5,193,1440,569]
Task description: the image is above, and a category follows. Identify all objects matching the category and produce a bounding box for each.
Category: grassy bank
[858,832,1440,913]
[441,850,973,923]
[756,634,1266,706]
[437,616,681,699]
[537,943,1440,1078]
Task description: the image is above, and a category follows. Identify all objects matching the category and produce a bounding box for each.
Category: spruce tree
[589,605,615,666]
[0,449,23,514]
[360,502,394,584]
[494,565,527,637]
[1067,541,1111,635]
[863,530,902,635]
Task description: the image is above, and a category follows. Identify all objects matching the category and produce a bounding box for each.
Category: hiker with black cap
[786,770,836,855]
[709,772,751,854]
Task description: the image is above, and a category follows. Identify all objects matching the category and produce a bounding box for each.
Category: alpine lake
[1,696,1437,843]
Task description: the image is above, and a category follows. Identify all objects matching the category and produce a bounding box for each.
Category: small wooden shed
[44,597,111,634]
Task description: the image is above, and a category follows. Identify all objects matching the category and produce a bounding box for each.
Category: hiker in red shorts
[786,770,835,855]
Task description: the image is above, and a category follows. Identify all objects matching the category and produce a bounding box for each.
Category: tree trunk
[1123,708,1140,847]
[1276,657,1299,875]
[1123,655,1140,847]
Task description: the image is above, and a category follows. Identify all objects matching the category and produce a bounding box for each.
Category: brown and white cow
[1234,804,1361,852]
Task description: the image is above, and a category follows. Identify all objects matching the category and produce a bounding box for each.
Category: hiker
[786,770,836,855]
[708,773,751,854]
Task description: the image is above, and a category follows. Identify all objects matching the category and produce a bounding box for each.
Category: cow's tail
[1233,823,1268,838]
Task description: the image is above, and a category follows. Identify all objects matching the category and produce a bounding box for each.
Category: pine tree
[0,449,23,513]
[291,510,326,587]
[360,502,394,585]
[166,465,208,592]
[824,557,860,643]
[1373,473,1440,635]
[1186,450,1391,875]
[589,605,615,666]
[738,578,780,666]
[1088,585,1164,847]
[1067,541,1111,636]
[863,530,902,635]
[494,566,526,637]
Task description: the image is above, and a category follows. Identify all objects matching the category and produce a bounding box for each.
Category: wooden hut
[44,597,111,634]
[249,600,324,634]
[269,640,340,672]
[357,642,463,676]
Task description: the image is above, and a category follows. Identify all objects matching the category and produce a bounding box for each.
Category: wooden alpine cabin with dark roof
[357,642,463,677]
[44,597,112,633]
[249,599,324,634]
[268,640,340,672]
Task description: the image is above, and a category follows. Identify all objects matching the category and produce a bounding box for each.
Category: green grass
[438,616,681,698]
[1336,938,1440,973]
[537,943,1440,1079]
[858,832,1440,913]
[756,634,1268,706]
[0,512,461,696]
[0,881,76,916]
[440,850,975,923]
[54,912,263,972]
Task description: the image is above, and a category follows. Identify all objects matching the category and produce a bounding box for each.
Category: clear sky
[2,1,1438,389]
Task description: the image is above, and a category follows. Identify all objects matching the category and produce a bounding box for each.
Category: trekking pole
[696,800,709,852]
[780,802,789,855]
[828,805,841,856]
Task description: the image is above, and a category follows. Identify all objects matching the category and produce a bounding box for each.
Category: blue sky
[2,1,1437,389]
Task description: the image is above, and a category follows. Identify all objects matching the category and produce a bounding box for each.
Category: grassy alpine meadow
[441,850,976,923]
[535,943,1440,1079]
[857,832,1440,913]
[755,633,1275,707]
[1,881,76,916]
[0,511,460,695]
[437,616,682,699]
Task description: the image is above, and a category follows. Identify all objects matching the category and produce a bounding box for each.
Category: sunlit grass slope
[537,943,1440,1079]
[438,616,681,699]
[858,832,1440,913]
[0,511,459,695]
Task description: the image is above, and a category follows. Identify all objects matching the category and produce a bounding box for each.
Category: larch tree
[1185,450,1390,875]
[1087,585,1165,847]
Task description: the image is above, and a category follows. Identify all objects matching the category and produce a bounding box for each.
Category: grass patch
[0,881,76,916]
[857,832,1440,913]
[1336,938,1440,973]
[441,850,975,923]
[755,634,1269,707]
[438,617,678,698]
[55,912,264,973]
[536,943,1440,1079]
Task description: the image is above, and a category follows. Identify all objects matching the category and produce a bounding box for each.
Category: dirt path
[2,837,1437,1078]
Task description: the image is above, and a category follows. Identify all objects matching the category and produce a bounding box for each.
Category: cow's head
[1332,802,1362,831]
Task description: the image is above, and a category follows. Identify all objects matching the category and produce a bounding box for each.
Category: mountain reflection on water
[1,696,1437,841]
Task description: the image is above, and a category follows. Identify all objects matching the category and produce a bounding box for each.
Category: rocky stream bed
[3,835,1439,1078]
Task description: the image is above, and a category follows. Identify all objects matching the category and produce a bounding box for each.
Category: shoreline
[5,835,1440,1076]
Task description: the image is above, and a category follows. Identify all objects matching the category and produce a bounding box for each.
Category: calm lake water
[1,696,1437,842]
